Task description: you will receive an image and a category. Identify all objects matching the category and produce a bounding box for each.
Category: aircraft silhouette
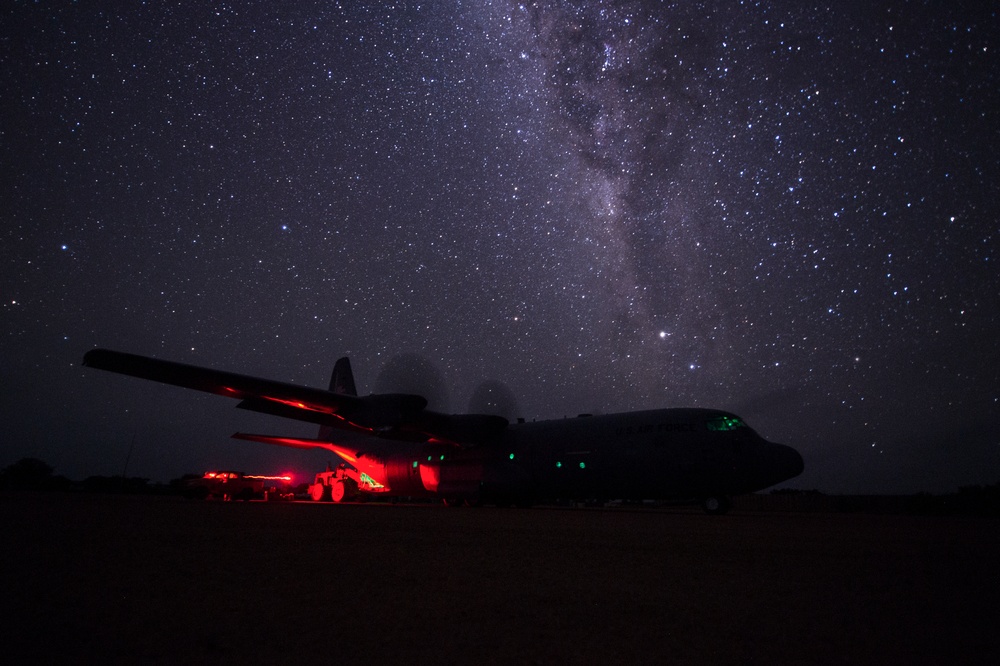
[83,348,803,513]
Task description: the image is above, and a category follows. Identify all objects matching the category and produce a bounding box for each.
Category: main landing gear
[701,496,732,515]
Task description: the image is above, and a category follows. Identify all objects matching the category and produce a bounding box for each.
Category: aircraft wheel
[701,496,732,515]
[309,483,330,502]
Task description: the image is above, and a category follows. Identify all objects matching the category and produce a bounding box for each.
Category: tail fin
[320,357,356,441]
[330,357,357,396]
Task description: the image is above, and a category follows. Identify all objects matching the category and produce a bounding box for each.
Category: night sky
[3,2,997,494]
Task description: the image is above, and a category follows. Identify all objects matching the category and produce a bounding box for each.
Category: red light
[324,443,358,463]
[244,474,293,482]
[263,396,333,413]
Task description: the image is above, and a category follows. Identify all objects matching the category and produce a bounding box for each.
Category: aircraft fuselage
[331,408,803,506]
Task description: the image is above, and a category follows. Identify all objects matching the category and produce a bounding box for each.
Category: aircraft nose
[774,443,804,482]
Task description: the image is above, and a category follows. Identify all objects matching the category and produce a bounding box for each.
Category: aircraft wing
[82,348,507,444]
[231,433,364,464]
[231,434,338,450]
[82,348,425,432]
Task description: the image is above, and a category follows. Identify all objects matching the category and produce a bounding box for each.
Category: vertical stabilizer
[319,357,357,441]
[330,357,357,396]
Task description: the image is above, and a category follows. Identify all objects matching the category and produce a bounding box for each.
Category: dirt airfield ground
[2,492,998,665]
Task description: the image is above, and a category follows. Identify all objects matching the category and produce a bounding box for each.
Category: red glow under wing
[232,433,362,464]
[83,348,357,415]
[82,349,429,435]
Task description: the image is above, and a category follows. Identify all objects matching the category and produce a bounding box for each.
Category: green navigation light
[706,415,745,431]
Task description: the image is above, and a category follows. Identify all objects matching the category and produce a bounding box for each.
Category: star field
[2,1,998,492]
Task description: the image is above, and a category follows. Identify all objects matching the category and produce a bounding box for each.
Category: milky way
[2,1,997,492]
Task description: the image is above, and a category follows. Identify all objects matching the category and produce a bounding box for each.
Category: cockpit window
[705,415,746,431]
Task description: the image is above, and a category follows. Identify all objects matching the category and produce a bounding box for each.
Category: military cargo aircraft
[82,348,803,513]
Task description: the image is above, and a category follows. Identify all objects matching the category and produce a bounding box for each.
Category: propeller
[467,380,520,420]
[373,353,450,413]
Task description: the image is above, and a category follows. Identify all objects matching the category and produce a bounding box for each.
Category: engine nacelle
[418,458,484,495]
[368,450,532,503]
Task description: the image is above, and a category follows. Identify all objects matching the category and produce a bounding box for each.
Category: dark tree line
[0,457,162,494]
[0,458,72,491]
